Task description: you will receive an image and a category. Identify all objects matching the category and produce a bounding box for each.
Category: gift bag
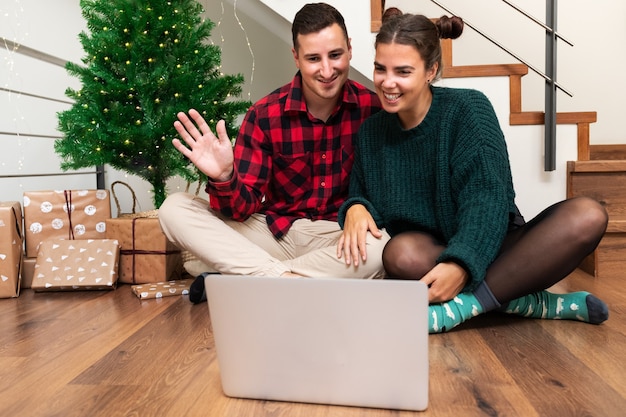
[0,201,23,298]
[31,238,120,291]
[106,181,182,284]
[23,189,111,257]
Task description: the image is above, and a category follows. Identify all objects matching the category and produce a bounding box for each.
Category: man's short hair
[291,3,348,51]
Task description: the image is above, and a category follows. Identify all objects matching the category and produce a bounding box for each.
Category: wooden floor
[1,269,625,417]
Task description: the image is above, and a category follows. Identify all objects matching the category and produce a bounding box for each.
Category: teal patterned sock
[429,292,484,334]
[503,291,608,324]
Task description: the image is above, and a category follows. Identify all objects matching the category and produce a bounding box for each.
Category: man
[159,3,388,302]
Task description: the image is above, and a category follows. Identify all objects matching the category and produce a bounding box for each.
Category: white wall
[1,0,625,217]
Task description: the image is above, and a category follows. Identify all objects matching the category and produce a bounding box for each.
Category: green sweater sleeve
[434,89,515,290]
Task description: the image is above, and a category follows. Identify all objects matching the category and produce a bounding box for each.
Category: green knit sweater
[338,86,519,290]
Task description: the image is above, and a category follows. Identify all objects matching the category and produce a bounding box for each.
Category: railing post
[544,0,558,171]
[96,164,106,189]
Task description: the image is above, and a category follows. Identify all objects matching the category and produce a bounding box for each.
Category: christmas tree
[56,0,251,208]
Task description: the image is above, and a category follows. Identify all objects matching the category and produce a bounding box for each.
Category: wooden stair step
[567,160,626,219]
[607,218,626,233]
[590,144,626,160]
[442,63,528,78]
[568,160,626,172]
[579,232,626,280]
[568,160,626,278]
[509,111,597,125]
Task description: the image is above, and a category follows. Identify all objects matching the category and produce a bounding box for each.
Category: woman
[337,10,609,333]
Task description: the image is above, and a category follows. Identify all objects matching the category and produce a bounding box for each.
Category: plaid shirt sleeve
[207,74,381,238]
[206,102,273,219]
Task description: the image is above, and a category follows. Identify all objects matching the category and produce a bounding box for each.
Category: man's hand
[337,204,382,266]
[173,109,234,182]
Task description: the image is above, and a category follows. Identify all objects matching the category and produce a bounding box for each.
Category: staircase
[436,37,625,280]
[567,147,626,279]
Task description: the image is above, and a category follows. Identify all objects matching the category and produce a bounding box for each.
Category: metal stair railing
[0,37,106,189]
[428,0,570,171]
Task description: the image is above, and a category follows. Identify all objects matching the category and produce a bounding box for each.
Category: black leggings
[381,197,608,304]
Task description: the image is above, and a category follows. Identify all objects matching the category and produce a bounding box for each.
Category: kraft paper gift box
[131,278,193,300]
[23,189,111,258]
[31,239,120,292]
[106,217,182,284]
[0,201,23,298]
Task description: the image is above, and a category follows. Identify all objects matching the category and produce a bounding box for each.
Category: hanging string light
[232,0,255,101]
[1,0,29,189]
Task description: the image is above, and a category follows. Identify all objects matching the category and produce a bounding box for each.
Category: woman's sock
[502,291,608,324]
[429,292,484,334]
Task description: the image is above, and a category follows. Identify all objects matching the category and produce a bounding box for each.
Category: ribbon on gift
[121,217,181,284]
[11,205,23,241]
[11,205,23,293]
[63,190,75,240]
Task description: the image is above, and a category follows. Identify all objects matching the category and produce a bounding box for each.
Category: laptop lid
[204,275,429,411]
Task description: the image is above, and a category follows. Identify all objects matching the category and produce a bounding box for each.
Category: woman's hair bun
[437,15,464,39]
[382,7,403,24]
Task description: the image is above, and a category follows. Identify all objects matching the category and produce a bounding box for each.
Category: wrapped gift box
[131,278,193,300]
[0,201,23,298]
[31,239,120,292]
[106,217,182,284]
[23,189,111,257]
[22,257,36,289]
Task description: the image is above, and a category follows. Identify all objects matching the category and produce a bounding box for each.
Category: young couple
[159,3,608,333]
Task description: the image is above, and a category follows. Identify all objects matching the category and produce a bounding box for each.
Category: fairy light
[204,0,254,100]
[1,0,30,187]
[233,0,254,101]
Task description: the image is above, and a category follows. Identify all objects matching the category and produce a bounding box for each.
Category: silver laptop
[204,275,429,411]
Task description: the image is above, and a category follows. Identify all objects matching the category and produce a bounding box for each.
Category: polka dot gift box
[31,238,120,292]
[23,190,111,258]
[131,278,194,300]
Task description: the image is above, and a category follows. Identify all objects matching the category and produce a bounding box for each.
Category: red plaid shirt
[206,72,381,238]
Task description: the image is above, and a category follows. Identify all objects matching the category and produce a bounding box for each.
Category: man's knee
[158,192,194,233]
[159,192,190,220]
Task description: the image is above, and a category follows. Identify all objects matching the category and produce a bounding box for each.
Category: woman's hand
[172,109,234,182]
[420,262,468,303]
[337,204,382,266]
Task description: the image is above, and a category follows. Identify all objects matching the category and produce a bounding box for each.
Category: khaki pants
[158,192,389,278]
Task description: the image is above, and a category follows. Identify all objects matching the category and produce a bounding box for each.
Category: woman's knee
[567,197,608,245]
[572,197,608,233]
[382,232,441,279]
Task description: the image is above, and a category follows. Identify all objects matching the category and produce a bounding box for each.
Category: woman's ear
[427,62,439,82]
